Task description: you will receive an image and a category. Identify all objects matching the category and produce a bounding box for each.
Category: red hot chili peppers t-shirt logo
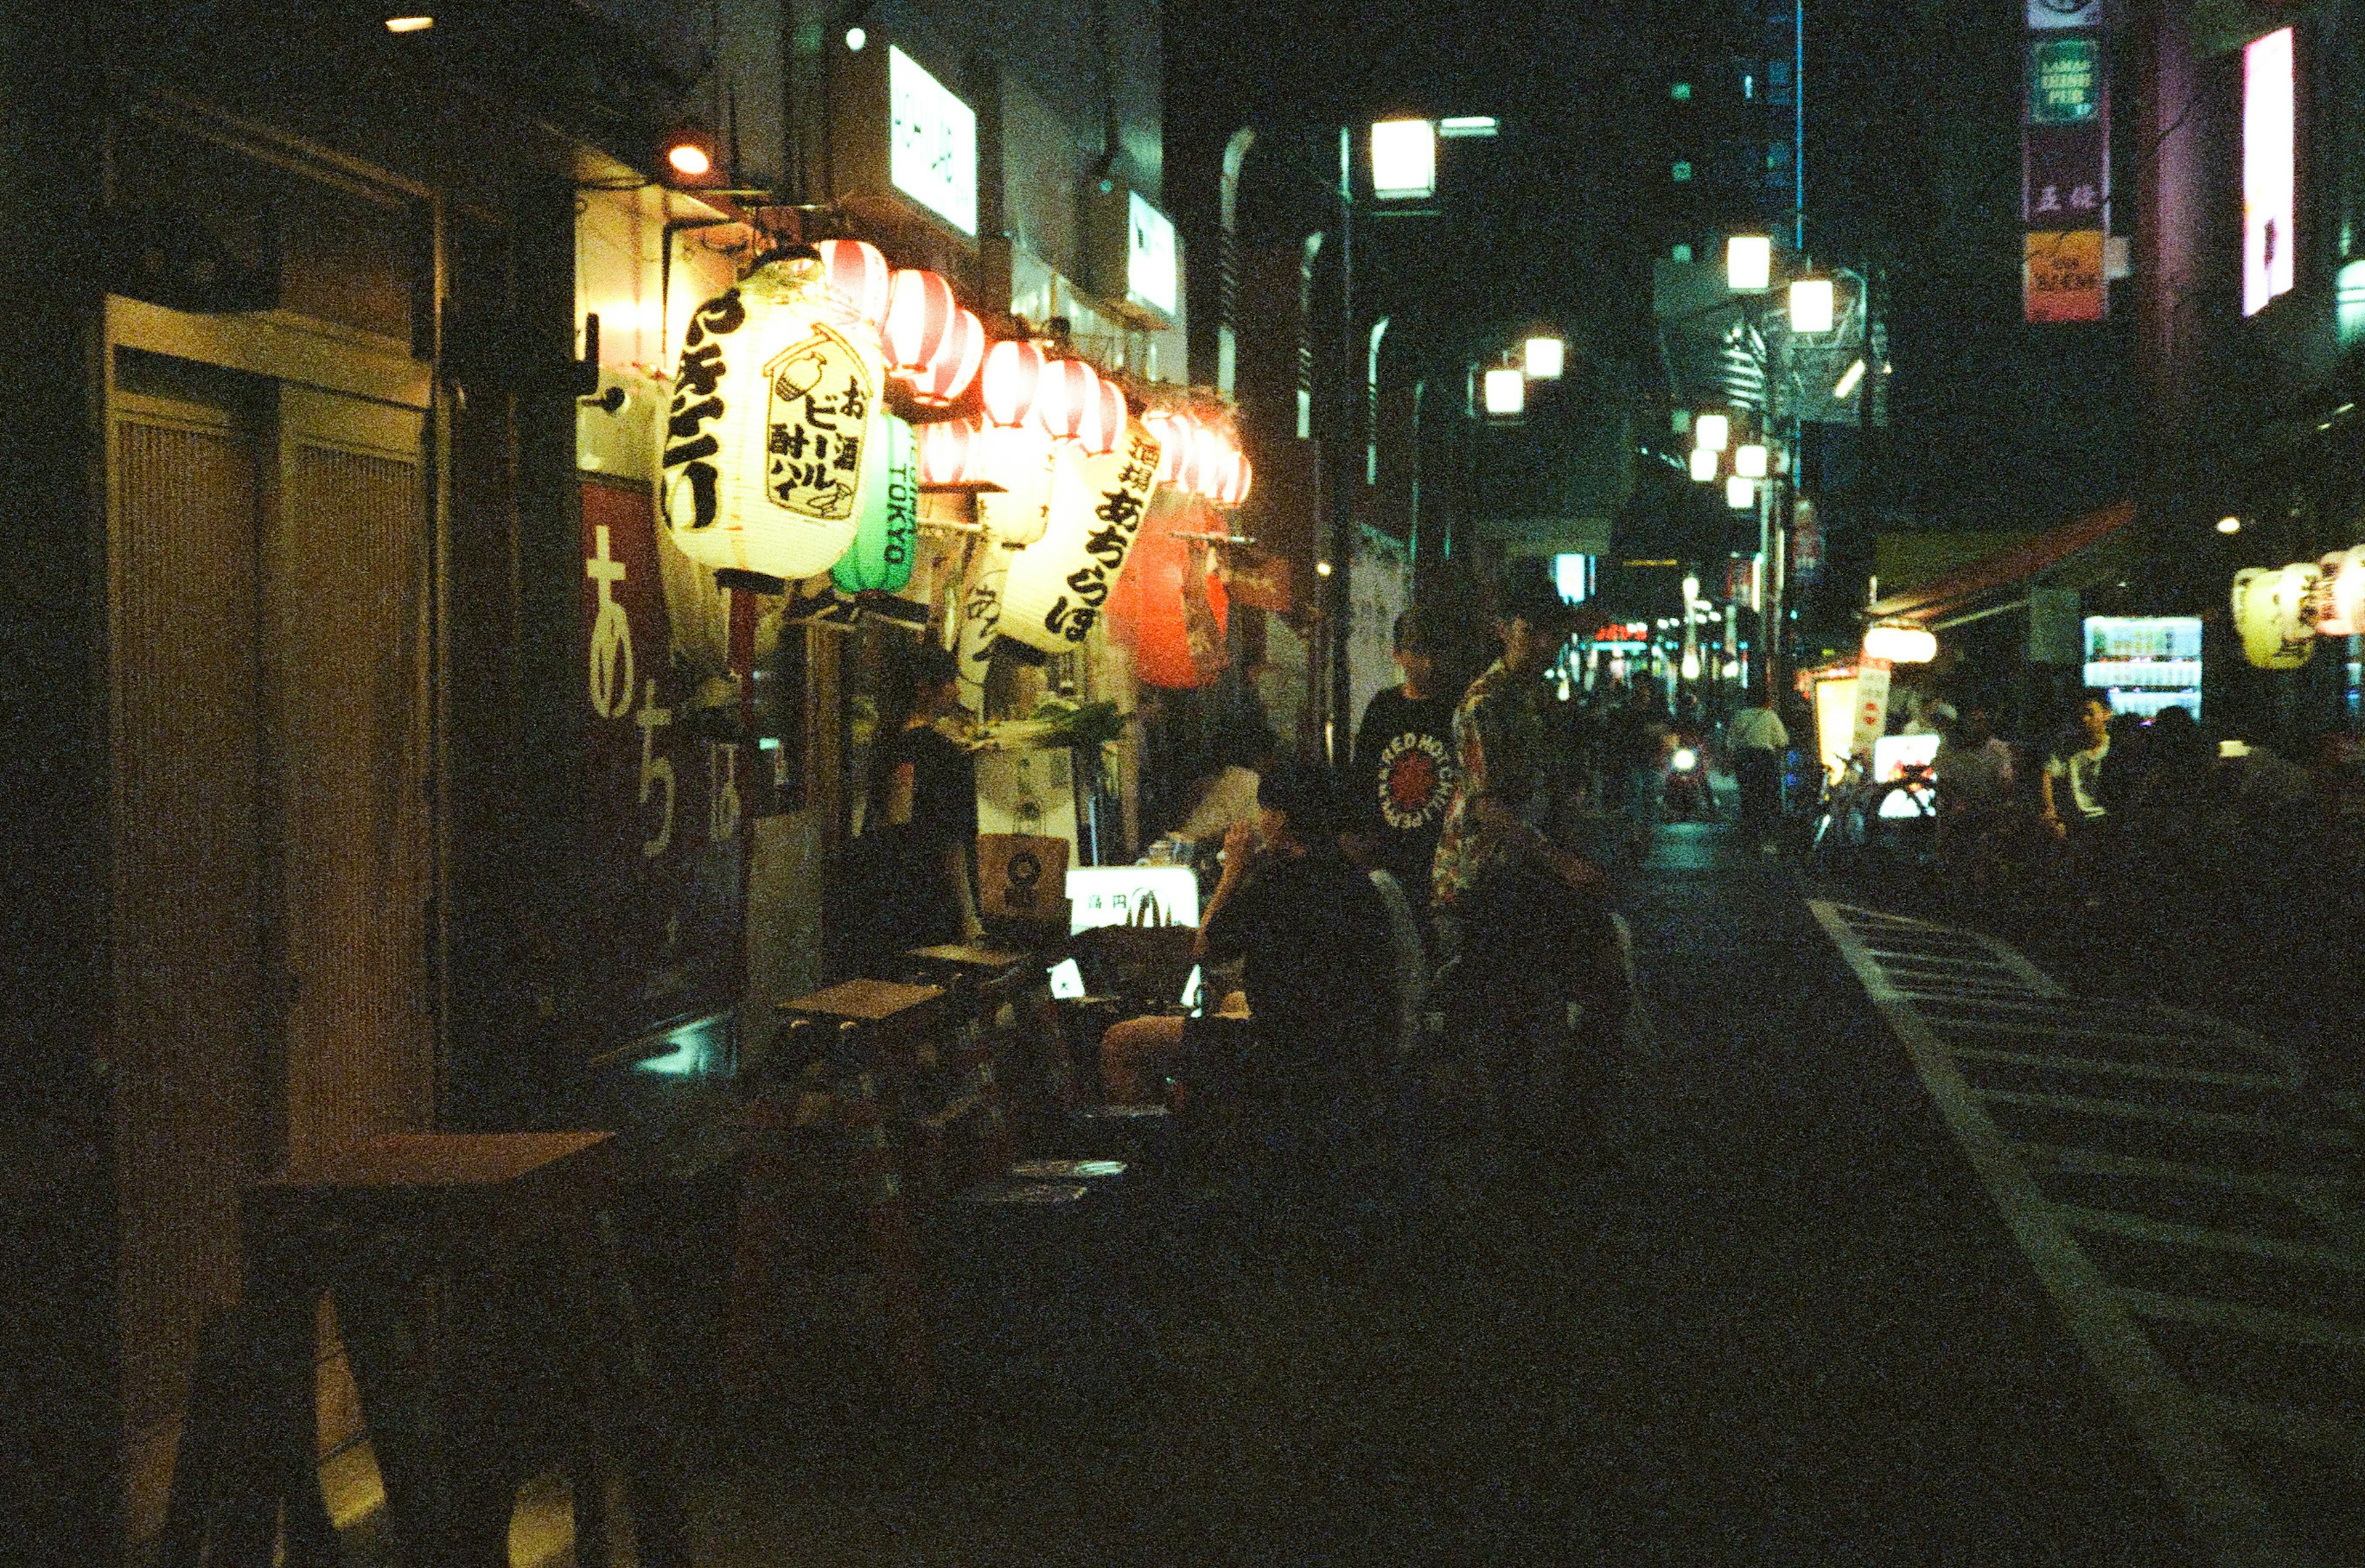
[1376,731,1455,830]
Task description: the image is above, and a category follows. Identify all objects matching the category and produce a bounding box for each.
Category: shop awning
[1865,501,2140,626]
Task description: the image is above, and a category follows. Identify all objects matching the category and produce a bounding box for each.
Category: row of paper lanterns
[2232,544,2365,668]
[657,246,1250,659]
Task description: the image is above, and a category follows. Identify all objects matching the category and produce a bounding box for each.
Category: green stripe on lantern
[831,414,920,595]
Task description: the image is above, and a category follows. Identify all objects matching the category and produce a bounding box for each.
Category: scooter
[1661,741,1720,822]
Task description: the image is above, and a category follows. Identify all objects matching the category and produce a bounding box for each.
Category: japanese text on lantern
[664,289,747,531]
[764,326,870,519]
[1041,427,1160,644]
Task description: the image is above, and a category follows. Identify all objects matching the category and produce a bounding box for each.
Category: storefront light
[1832,359,1866,400]
[1523,336,1564,379]
[2217,515,2242,535]
[385,14,434,31]
[1688,446,1718,482]
[844,25,867,50]
[1863,623,1936,663]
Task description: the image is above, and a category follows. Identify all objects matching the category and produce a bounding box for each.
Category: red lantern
[1142,409,1197,487]
[1082,377,1128,456]
[1215,448,1252,507]
[918,418,983,485]
[1034,357,1102,443]
[812,238,891,326]
[1108,495,1229,689]
[906,305,985,408]
[980,338,1045,428]
[1192,426,1231,497]
[882,269,956,380]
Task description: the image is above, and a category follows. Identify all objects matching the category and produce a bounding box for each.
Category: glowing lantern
[1861,623,1936,664]
[952,550,1010,717]
[918,418,984,486]
[2231,562,2321,668]
[831,414,920,594]
[1142,409,1197,486]
[1214,448,1252,507]
[1084,377,1129,456]
[905,305,985,408]
[1192,426,1231,497]
[1000,419,1163,652]
[881,269,956,381]
[661,257,883,586]
[2317,544,2365,636]
[1108,491,1227,688]
[1035,357,1104,443]
[812,238,891,326]
[980,339,1045,428]
[976,424,1058,544]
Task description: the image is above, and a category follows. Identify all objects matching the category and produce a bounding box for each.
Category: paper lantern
[1862,623,1936,664]
[812,239,891,327]
[976,424,1057,544]
[998,418,1163,652]
[2231,562,2321,668]
[1141,410,1197,486]
[662,257,883,584]
[918,418,983,485]
[906,305,985,408]
[1083,377,1128,456]
[952,549,1011,717]
[1191,426,1231,497]
[1035,358,1104,444]
[831,414,920,594]
[1211,447,1252,507]
[980,339,1045,428]
[881,269,956,381]
[1108,491,1230,688]
[2317,544,2365,636]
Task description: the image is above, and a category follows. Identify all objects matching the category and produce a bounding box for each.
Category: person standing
[2040,692,2112,839]
[1726,681,1790,854]
[1350,605,1461,917]
[852,644,982,971]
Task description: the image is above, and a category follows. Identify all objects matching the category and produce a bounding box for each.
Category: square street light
[1735,442,1768,478]
[1688,446,1718,482]
[1371,119,1437,199]
[1789,277,1835,332]
[1483,366,1525,416]
[1692,411,1729,451]
[1726,235,1772,292]
[1523,335,1564,379]
[1726,474,1755,509]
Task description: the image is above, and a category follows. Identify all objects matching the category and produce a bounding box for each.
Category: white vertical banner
[1346,538,1409,738]
[1850,657,1893,760]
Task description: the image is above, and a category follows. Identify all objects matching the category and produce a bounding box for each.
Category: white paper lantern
[2231,562,2321,669]
[998,419,1163,653]
[2317,544,2365,636]
[953,548,1012,717]
[975,423,1058,544]
[662,258,886,586]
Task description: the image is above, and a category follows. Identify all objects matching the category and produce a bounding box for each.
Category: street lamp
[1789,277,1835,333]
[1688,446,1718,482]
[1726,235,1773,292]
[1482,365,1525,417]
[1726,475,1755,509]
[1693,411,1729,451]
[1523,334,1564,379]
[1734,442,1768,479]
[1370,118,1437,200]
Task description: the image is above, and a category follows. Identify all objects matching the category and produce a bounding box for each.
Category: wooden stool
[224,1132,684,1568]
[727,980,945,1405]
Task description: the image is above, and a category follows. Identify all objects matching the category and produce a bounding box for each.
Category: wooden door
[269,385,432,1168]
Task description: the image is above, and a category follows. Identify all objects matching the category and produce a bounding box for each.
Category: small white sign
[1066,866,1200,934]
[2026,0,2101,28]
[1128,190,1178,317]
[889,46,977,236]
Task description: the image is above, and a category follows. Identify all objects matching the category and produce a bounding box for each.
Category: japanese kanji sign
[998,419,1164,653]
[2024,126,2107,232]
[2024,230,2108,322]
[2023,10,2109,323]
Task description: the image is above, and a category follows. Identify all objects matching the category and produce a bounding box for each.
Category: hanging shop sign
[831,414,920,596]
[2024,230,2106,323]
[998,419,1163,653]
[2027,0,2101,28]
[889,45,977,236]
[2022,7,2108,323]
[2244,27,2297,317]
[662,259,884,588]
[1128,190,1179,318]
[1849,657,1893,761]
[1108,490,1227,689]
[2231,561,2321,668]
[2318,545,2365,636]
[2028,36,2101,123]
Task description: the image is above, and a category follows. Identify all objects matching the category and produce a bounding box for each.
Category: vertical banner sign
[2244,28,2297,317]
[2023,5,2108,322]
[1850,657,1893,761]
[581,477,749,1042]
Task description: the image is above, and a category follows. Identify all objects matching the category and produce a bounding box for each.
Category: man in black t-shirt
[1350,605,1460,911]
[1099,762,1393,1104]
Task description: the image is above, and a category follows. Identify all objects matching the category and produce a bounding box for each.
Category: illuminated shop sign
[889,46,977,236]
[2244,28,2295,317]
[1127,191,1178,317]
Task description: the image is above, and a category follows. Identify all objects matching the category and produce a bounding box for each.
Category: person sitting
[1099,761,1395,1118]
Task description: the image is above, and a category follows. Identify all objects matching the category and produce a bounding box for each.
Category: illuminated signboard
[1127,190,1178,317]
[889,46,977,236]
[2028,38,2101,124]
[2244,28,2295,317]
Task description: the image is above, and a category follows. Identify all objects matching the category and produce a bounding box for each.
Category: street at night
[7,2,2365,1566]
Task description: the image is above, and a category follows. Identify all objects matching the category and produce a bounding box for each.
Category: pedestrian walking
[1726,680,1790,854]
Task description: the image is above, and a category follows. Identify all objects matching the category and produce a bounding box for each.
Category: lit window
[1671,82,1691,101]
[1672,243,1694,263]
[1672,161,1692,183]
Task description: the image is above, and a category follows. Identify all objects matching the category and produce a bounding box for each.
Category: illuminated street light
[1726,235,1772,291]
[2217,515,2242,534]
[1734,443,1768,479]
[1437,115,1498,139]
[1483,366,1525,416]
[1726,475,1755,509]
[1371,119,1436,199]
[1832,358,1866,399]
[1789,277,1835,332]
[1693,411,1729,451]
[1689,446,1717,482]
[1523,336,1564,379]
[384,14,434,31]
[845,25,867,49]
[1864,623,1937,663]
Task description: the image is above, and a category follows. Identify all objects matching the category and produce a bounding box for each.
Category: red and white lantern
[918,418,984,486]
[905,305,985,408]
[980,338,1046,428]
[1214,447,1252,507]
[1034,357,1104,444]
[1142,408,1198,487]
[881,268,957,381]
[1083,376,1128,456]
[812,238,891,326]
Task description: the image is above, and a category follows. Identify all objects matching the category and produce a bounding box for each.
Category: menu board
[2084,615,2202,717]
